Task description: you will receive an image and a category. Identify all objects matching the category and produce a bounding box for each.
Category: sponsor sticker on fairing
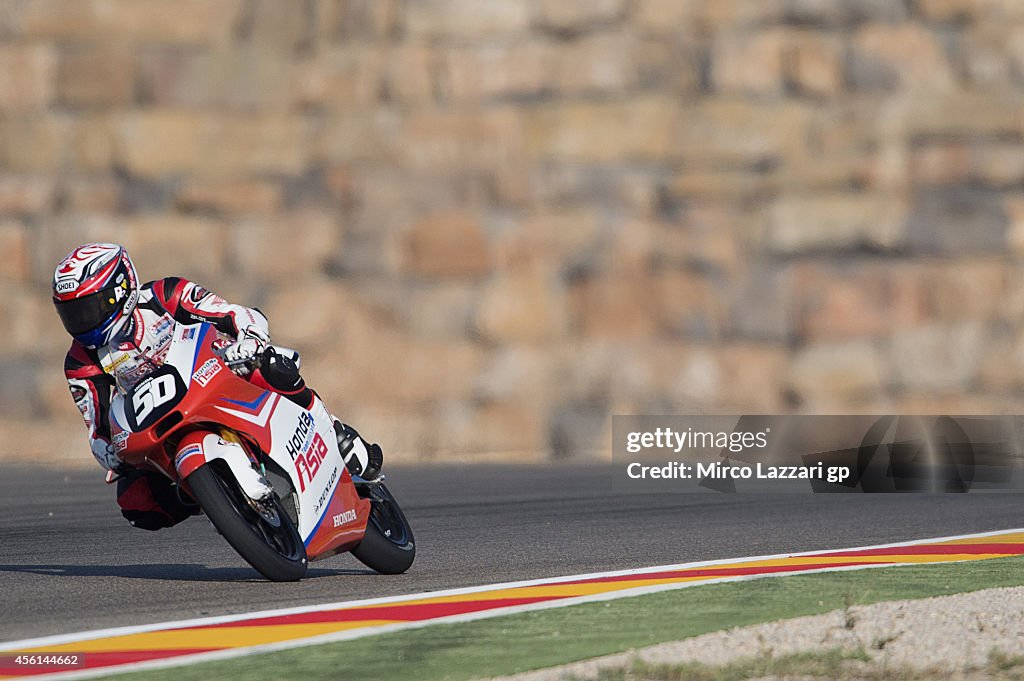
[333,509,357,527]
[191,357,222,387]
[174,444,203,469]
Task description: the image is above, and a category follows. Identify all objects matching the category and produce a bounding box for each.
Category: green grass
[96,555,1024,681]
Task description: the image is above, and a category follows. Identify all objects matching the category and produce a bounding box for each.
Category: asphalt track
[2,463,1022,643]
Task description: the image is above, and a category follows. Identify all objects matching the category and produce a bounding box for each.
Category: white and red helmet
[52,243,139,348]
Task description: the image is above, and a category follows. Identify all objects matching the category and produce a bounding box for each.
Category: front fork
[174,430,274,501]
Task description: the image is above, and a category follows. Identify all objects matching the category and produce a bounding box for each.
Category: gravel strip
[483,586,1024,680]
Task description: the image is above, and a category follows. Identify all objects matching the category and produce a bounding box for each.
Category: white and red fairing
[109,322,369,560]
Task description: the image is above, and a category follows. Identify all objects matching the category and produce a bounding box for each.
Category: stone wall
[3,0,1024,466]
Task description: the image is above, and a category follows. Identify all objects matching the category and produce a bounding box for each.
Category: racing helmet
[52,243,139,348]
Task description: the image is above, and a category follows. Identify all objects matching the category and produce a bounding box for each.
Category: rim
[214,470,305,562]
[367,485,410,547]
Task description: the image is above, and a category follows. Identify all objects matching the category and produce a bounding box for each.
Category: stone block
[289,46,385,110]
[909,143,971,186]
[905,93,1023,137]
[141,47,292,111]
[1,283,68,355]
[0,221,30,281]
[653,209,744,274]
[0,44,55,110]
[203,116,313,177]
[112,111,204,177]
[320,0,399,42]
[783,0,908,24]
[442,41,556,103]
[321,110,402,165]
[788,340,886,405]
[116,113,313,178]
[532,0,624,32]
[712,29,786,95]
[434,401,546,461]
[549,402,607,459]
[631,0,699,33]
[177,179,281,215]
[403,211,492,279]
[961,24,1016,86]
[785,31,843,96]
[712,345,788,411]
[231,211,341,278]
[57,47,135,107]
[635,0,783,34]
[792,263,927,340]
[263,279,353,348]
[526,97,678,163]
[0,175,54,215]
[676,99,810,165]
[397,108,524,170]
[64,176,120,212]
[556,33,635,96]
[915,0,991,22]
[970,144,1024,187]
[889,324,985,394]
[727,264,793,342]
[655,269,724,339]
[569,270,659,338]
[767,194,907,255]
[921,259,1008,323]
[351,335,486,406]
[0,115,66,173]
[403,282,477,340]
[475,266,565,342]
[0,356,41,418]
[657,344,788,411]
[238,0,314,51]
[68,115,115,171]
[848,23,954,92]
[1005,195,1024,257]
[119,216,227,282]
[405,0,530,39]
[17,0,243,44]
[905,188,1007,256]
[381,45,436,105]
[473,346,552,403]
[495,208,603,271]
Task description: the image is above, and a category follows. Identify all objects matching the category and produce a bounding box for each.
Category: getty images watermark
[612,416,1024,493]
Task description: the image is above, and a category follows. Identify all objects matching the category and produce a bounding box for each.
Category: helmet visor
[53,286,120,335]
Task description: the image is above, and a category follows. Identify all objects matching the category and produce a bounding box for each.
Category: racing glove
[93,440,124,472]
[225,325,271,375]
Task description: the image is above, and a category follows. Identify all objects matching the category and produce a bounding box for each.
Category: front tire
[351,483,415,574]
[188,463,308,582]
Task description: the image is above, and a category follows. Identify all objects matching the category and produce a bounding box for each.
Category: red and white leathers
[64,277,270,471]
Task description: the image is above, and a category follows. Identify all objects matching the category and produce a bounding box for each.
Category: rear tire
[351,483,415,574]
[188,463,308,582]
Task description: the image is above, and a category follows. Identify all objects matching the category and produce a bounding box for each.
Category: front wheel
[351,482,415,574]
[187,463,308,582]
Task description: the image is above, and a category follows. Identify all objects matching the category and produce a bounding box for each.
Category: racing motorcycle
[108,321,415,581]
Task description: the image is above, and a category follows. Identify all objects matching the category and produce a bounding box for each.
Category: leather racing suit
[63,277,306,530]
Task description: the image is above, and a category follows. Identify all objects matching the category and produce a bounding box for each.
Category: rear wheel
[351,483,415,574]
[188,463,308,581]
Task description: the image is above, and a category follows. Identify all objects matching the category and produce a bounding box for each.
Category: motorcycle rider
[53,242,383,531]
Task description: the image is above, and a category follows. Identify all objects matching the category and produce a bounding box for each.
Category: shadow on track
[0,563,374,582]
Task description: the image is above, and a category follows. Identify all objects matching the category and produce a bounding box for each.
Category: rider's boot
[333,420,383,482]
[255,348,315,409]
